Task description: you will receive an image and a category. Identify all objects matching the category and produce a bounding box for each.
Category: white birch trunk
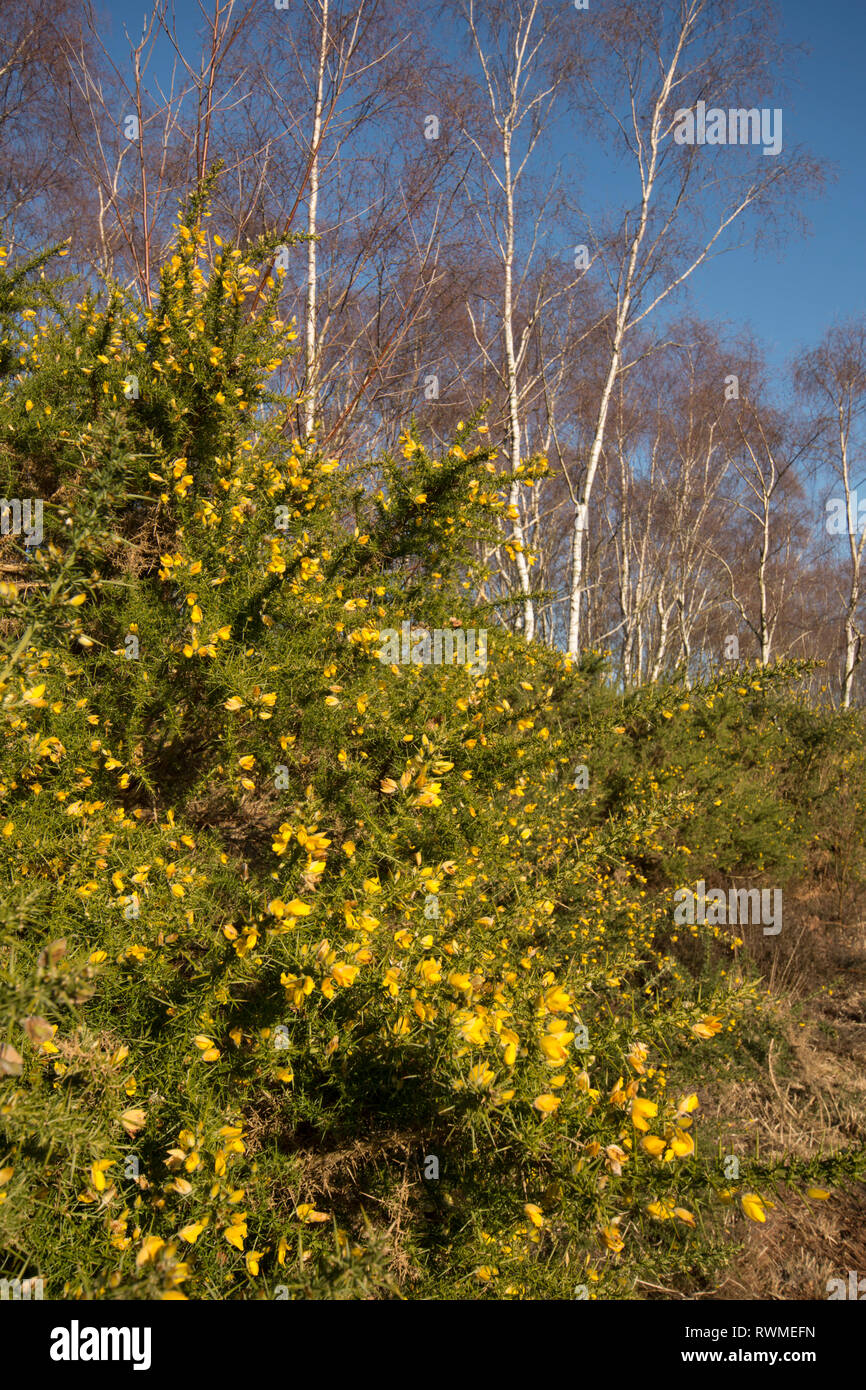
[303,0,329,444]
[502,125,535,640]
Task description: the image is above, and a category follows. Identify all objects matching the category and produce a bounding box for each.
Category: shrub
[0,202,862,1301]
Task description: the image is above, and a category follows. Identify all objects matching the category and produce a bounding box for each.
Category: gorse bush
[1,201,863,1301]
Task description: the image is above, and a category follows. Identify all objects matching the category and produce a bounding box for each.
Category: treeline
[1,0,863,699]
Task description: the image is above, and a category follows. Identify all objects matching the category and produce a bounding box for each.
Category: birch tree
[61,0,260,301]
[247,0,459,454]
[795,322,866,707]
[564,0,820,656]
[452,0,584,641]
[0,0,94,253]
[600,331,731,683]
[714,397,804,668]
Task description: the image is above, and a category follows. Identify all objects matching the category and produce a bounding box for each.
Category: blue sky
[98,0,863,381]
[673,0,866,376]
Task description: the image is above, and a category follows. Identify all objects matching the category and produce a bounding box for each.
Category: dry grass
[697,887,866,1300]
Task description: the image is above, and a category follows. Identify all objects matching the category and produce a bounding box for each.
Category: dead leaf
[120,1107,147,1137]
[21,1016,53,1045]
[0,1043,24,1077]
[38,938,66,969]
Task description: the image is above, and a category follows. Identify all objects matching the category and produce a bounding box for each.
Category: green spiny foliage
[1,201,864,1302]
